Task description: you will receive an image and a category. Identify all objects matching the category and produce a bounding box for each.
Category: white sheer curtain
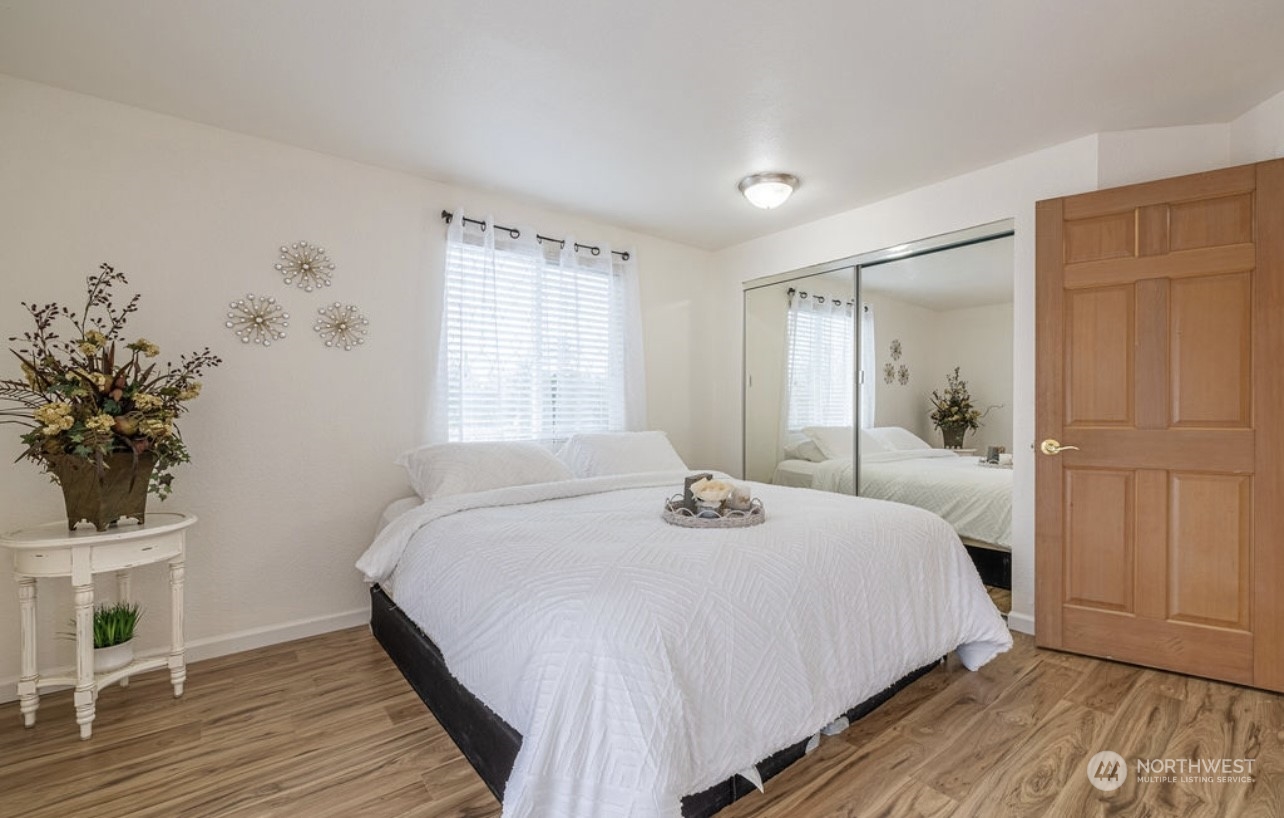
[784,290,854,431]
[859,303,875,429]
[433,212,645,442]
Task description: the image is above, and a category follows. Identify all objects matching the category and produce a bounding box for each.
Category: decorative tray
[662,495,765,528]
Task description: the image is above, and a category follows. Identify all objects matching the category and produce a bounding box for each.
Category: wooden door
[1035,160,1284,692]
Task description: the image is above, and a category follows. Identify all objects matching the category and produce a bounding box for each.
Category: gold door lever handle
[1040,439,1080,456]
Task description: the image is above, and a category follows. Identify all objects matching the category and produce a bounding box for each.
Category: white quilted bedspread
[814,451,1013,547]
[357,472,1011,818]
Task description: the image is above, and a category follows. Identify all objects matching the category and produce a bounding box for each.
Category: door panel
[1167,472,1250,629]
[1064,212,1135,263]
[1065,287,1133,426]
[1036,160,1284,692]
[1169,193,1253,251]
[1063,469,1132,611]
[1170,273,1252,426]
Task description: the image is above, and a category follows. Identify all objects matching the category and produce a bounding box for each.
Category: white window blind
[785,295,854,430]
[442,219,639,442]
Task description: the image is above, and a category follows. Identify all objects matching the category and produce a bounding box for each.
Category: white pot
[94,640,134,674]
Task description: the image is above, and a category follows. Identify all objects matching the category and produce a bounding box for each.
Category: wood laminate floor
[1,627,1280,818]
[985,586,1011,615]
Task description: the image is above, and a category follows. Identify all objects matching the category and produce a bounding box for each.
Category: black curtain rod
[786,287,854,307]
[441,211,631,261]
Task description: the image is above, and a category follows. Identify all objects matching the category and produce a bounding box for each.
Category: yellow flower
[73,369,110,392]
[128,338,160,358]
[33,402,74,436]
[85,413,114,433]
[133,392,164,410]
[76,330,108,357]
[139,417,173,438]
[177,381,202,401]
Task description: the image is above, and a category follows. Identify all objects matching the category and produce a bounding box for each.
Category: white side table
[0,512,196,739]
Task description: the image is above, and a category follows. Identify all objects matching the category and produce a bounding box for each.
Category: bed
[359,435,1011,818]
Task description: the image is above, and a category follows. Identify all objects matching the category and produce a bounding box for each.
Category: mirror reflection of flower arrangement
[929,367,983,431]
[1,264,222,498]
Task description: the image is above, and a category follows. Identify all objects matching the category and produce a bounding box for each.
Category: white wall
[0,75,714,696]
[1096,124,1230,189]
[1230,88,1284,163]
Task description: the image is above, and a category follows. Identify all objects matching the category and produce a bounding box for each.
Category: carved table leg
[168,557,186,698]
[73,581,95,740]
[17,577,38,728]
[116,570,131,688]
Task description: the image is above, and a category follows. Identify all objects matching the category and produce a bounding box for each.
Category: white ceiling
[862,235,1014,311]
[2,1,1284,250]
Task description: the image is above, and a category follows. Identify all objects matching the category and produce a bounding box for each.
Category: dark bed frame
[370,584,941,817]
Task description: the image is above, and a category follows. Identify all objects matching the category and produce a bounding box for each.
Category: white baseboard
[1006,610,1035,635]
[0,607,368,705]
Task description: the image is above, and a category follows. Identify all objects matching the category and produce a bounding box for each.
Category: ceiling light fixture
[738,172,799,209]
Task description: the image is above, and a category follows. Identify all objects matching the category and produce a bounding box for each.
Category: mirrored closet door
[742,222,1014,518]
[743,266,856,488]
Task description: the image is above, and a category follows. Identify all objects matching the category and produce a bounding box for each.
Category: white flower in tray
[689,477,734,505]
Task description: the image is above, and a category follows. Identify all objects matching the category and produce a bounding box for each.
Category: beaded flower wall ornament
[226,294,289,346]
[313,302,368,351]
[274,241,335,292]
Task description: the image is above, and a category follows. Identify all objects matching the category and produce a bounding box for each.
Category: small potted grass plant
[91,601,142,673]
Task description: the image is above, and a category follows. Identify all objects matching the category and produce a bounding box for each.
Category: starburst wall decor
[275,241,335,292]
[313,302,369,351]
[225,294,289,346]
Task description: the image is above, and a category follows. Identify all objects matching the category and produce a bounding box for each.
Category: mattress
[769,458,822,488]
[357,471,1011,818]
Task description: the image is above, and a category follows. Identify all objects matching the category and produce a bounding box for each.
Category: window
[441,217,643,442]
[785,293,854,430]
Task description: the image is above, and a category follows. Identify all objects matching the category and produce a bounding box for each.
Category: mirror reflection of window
[742,267,854,487]
[784,289,853,430]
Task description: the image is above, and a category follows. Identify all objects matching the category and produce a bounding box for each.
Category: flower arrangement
[1,263,221,499]
[690,477,734,506]
[929,367,984,447]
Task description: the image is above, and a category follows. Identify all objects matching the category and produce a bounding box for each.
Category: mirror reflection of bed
[743,226,1015,614]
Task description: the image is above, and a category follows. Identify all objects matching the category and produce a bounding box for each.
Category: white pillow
[859,429,891,456]
[396,441,573,500]
[558,431,688,477]
[782,433,826,463]
[868,426,933,451]
[801,426,854,460]
[800,426,891,460]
